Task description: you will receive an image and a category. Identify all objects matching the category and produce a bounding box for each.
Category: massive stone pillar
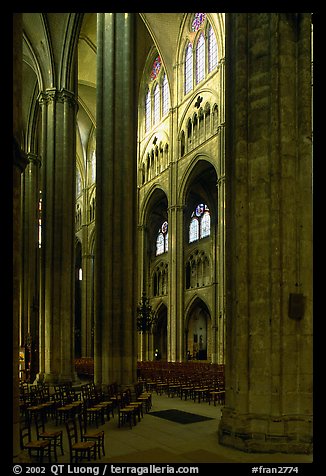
[38,88,78,383]
[95,13,138,386]
[219,13,313,453]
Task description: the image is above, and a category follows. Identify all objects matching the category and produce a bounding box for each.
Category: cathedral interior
[13,13,313,462]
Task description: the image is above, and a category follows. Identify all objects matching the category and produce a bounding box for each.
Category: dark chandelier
[136,292,156,333]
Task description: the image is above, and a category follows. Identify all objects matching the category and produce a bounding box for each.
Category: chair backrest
[65,418,79,452]
[20,421,32,449]
[122,389,131,406]
[34,412,46,438]
[77,412,87,436]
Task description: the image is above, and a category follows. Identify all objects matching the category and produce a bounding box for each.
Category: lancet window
[189,203,210,243]
[144,55,170,134]
[156,221,168,256]
[184,14,219,96]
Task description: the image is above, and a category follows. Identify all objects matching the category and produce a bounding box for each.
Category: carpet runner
[149,409,215,424]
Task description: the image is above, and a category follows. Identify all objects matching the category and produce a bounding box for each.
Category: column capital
[167,204,186,213]
[27,152,42,167]
[38,88,78,109]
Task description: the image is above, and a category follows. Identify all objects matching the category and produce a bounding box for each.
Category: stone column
[167,202,177,362]
[13,13,29,457]
[21,153,42,382]
[216,171,226,364]
[136,224,147,361]
[219,13,313,453]
[95,13,137,386]
[81,252,94,357]
[38,88,78,383]
[216,55,226,365]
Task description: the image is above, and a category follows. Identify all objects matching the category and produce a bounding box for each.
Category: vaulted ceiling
[21,13,223,172]
[21,13,187,167]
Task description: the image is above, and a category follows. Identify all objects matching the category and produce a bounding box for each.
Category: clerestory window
[189,203,210,243]
[184,14,219,96]
[156,221,169,256]
[144,55,170,134]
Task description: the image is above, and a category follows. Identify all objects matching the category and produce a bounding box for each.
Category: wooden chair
[124,389,143,422]
[65,417,97,463]
[20,420,51,463]
[34,412,64,461]
[37,385,56,420]
[78,412,105,459]
[117,403,135,429]
[134,383,152,413]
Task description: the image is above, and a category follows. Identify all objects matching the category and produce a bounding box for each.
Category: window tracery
[185,249,210,289]
[184,14,218,96]
[180,101,218,157]
[144,54,170,135]
[153,261,168,296]
[156,221,168,256]
[189,203,210,243]
[191,13,206,32]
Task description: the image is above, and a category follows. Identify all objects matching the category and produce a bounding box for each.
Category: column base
[35,371,80,385]
[218,407,313,454]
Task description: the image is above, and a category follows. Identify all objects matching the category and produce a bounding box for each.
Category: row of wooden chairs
[137,361,225,383]
[20,408,105,463]
[140,377,225,405]
[80,382,114,427]
[19,380,153,462]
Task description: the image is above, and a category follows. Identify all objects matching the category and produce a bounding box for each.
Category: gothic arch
[139,184,168,227]
[184,296,211,361]
[178,156,218,209]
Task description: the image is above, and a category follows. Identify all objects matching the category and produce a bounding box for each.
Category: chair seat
[25,440,49,449]
[118,407,135,429]
[39,430,62,438]
[72,441,95,450]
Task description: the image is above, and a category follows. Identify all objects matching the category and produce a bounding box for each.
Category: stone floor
[15,390,313,466]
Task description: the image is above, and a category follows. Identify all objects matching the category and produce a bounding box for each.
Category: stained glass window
[200,211,211,238]
[162,74,170,116]
[208,24,218,72]
[76,169,82,196]
[150,56,162,81]
[189,203,210,243]
[196,33,205,84]
[156,233,164,255]
[192,13,206,32]
[153,84,160,124]
[196,203,204,216]
[156,221,168,255]
[91,150,96,183]
[185,43,193,95]
[189,217,199,243]
[145,89,151,132]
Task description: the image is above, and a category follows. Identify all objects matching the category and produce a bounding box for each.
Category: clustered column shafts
[95,13,138,387]
[38,88,78,383]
